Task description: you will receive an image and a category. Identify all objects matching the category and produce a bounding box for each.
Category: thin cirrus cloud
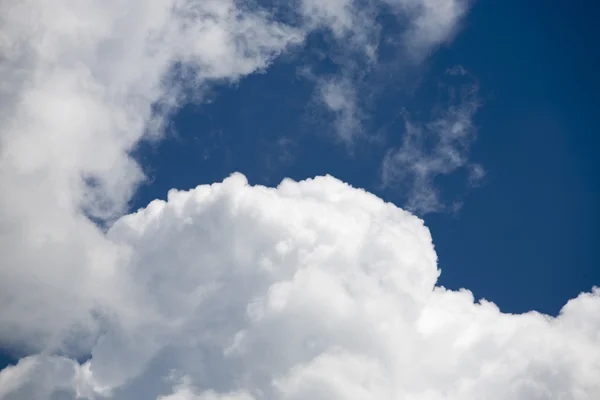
[381,67,482,214]
[304,0,472,144]
[1,0,598,399]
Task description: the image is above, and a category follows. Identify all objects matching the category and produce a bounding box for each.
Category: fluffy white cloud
[0,174,598,399]
[0,0,303,353]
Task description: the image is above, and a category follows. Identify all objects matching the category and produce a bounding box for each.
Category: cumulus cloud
[0,0,303,353]
[0,175,598,399]
[381,69,482,214]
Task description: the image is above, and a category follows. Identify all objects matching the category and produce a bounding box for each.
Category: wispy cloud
[284,0,473,144]
[316,76,364,143]
[391,0,473,61]
[381,67,482,214]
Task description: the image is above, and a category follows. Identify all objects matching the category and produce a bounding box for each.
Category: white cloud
[299,0,379,58]
[0,175,598,399]
[386,0,472,60]
[298,0,471,60]
[298,0,473,142]
[317,76,363,143]
[381,72,481,214]
[0,0,303,354]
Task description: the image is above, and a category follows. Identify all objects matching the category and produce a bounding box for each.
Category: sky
[0,0,599,399]
[130,0,600,316]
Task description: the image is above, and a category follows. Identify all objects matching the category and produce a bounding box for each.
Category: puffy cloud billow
[1,175,599,399]
[0,0,599,399]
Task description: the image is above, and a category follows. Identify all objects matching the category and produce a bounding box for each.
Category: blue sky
[1,0,599,397]
[131,0,600,316]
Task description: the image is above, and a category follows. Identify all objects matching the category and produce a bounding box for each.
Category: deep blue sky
[423,0,600,315]
[132,0,600,317]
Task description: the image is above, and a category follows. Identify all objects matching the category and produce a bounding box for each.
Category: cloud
[316,76,363,143]
[0,174,598,399]
[388,0,472,60]
[297,0,473,142]
[297,0,471,61]
[294,1,480,209]
[0,0,304,353]
[381,69,482,214]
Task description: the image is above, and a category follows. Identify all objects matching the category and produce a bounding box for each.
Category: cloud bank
[2,0,598,399]
[1,175,599,399]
